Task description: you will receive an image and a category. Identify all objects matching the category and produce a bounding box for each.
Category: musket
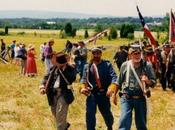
[141,61,151,98]
[141,78,151,98]
[84,29,109,45]
[0,57,8,64]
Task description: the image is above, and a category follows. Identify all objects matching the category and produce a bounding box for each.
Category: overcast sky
[1,0,175,17]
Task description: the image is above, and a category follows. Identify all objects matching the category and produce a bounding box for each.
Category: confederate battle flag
[136,5,157,47]
[169,10,175,42]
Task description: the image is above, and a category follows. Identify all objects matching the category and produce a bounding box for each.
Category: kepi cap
[91,47,102,53]
[128,44,141,54]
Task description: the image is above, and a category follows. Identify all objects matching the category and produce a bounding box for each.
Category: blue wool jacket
[80,60,118,92]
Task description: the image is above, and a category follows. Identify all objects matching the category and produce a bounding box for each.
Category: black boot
[65,123,70,130]
[107,126,113,130]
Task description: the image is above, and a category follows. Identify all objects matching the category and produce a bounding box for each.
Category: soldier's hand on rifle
[80,87,91,96]
[141,75,151,85]
[39,85,46,95]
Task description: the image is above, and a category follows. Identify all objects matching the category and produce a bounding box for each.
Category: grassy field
[0,31,175,130]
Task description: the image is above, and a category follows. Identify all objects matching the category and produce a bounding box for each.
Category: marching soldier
[40,52,77,130]
[74,41,88,78]
[167,42,175,92]
[113,44,156,130]
[160,43,171,90]
[80,47,118,130]
[113,45,128,70]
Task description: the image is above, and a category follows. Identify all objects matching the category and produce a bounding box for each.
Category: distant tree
[95,24,104,33]
[157,31,160,39]
[72,28,77,37]
[120,24,126,38]
[5,26,8,35]
[40,22,50,29]
[0,31,5,36]
[120,24,134,38]
[64,23,72,36]
[127,33,134,39]
[84,29,89,38]
[109,27,118,39]
[162,13,169,32]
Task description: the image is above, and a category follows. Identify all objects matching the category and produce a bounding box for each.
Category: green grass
[0,31,175,130]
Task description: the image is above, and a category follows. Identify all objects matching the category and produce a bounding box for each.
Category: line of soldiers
[39,40,159,130]
[113,41,175,92]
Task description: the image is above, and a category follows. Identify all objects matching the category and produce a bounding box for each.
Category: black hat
[56,53,67,64]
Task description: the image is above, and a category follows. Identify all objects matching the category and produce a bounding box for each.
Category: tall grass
[0,31,175,130]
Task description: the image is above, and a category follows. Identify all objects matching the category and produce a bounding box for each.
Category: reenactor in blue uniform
[80,47,118,130]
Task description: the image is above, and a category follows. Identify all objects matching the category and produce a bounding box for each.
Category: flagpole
[169,9,172,43]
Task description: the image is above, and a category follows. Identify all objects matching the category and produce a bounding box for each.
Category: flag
[169,10,175,42]
[85,29,108,45]
[136,6,157,47]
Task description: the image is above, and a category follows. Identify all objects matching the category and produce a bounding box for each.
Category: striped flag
[136,5,157,47]
[169,10,175,42]
[92,63,102,89]
[85,29,108,45]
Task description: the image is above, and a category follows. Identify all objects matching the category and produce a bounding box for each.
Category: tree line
[0,15,169,41]
[0,16,168,31]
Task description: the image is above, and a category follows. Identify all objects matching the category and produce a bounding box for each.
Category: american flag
[136,5,157,47]
[169,10,175,42]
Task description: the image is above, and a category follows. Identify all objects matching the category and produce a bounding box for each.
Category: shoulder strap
[58,68,70,85]
[125,60,131,87]
[86,64,94,90]
[130,61,145,94]
[45,66,57,91]
[92,63,103,89]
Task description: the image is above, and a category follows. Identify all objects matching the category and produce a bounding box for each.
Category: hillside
[0,33,175,130]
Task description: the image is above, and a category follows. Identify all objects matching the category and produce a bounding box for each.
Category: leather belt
[122,93,145,99]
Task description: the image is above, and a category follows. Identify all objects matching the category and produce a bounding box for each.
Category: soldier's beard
[133,57,141,63]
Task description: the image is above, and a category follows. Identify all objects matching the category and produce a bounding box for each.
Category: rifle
[0,47,10,64]
[141,60,151,98]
